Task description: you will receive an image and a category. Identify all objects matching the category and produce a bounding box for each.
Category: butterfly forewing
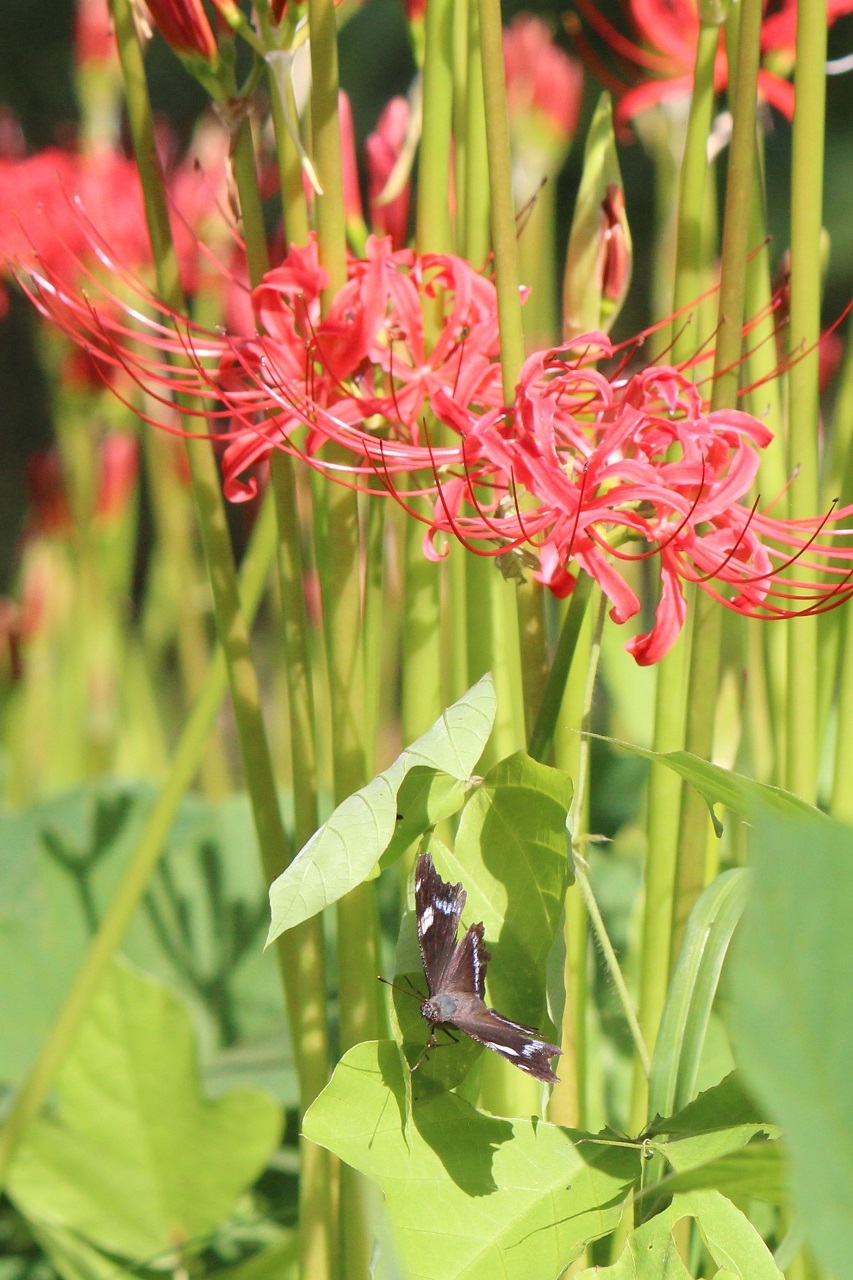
[414,852,466,994]
[441,921,489,998]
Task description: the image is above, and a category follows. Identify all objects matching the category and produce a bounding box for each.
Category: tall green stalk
[785,0,826,804]
[671,0,763,956]
[306,1,377,1273]
[629,12,720,1134]
[477,0,548,742]
[230,104,335,1280]
[461,0,524,763]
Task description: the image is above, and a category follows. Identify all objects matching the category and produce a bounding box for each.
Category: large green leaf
[592,735,817,836]
[8,960,282,1261]
[267,676,496,940]
[727,808,853,1277]
[303,1039,640,1280]
[0,786,290,1094]
[576,1191,782,1279]
[444,752,571,1028]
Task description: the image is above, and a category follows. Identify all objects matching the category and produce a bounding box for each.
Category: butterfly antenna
[377,975,423,1002]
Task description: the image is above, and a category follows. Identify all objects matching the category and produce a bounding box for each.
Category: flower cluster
[14,221,853,665]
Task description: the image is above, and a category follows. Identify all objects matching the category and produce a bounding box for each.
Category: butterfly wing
[414,852,466,995]
[449,998,562,1083]
[441,920,490,998]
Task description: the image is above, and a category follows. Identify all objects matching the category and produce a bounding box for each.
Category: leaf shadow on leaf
[370,1041,412,1149]
[411,1092,515,1197]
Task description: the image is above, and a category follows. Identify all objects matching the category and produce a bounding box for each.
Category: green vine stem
[785,0,826,803]
[0,496,278,1191]
[671,0,763,957]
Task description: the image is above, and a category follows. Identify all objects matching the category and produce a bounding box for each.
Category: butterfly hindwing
[451,1003,562,1084]
[414,852,466,994]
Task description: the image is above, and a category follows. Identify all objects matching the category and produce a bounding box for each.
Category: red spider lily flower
[571,0,853,124]
[421,335,853,662]
[504,14,584,201]
[11,224,853,664]
[366,97,412,250]
[143,0,218,63]
[0,142,229,311]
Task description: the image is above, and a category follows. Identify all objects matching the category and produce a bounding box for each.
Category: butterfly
[412,852,561,1083]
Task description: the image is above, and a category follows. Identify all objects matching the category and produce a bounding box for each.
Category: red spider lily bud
[366,96,412,250]
[25,452,72,537]
[339,92,367,246]
[143,0,218,63]
[0,599,23,685]
[563,93,632,340]
[598,183,630,303]
[270,0,287,20]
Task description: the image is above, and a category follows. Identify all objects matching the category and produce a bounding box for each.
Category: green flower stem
[632,16,717,1129]
[671,20,721,361]
[112,0,289,875]
[548,601,593,1130]
[785,0,826,804]
[476,0,523,397]
[306,4,376,1272]
[307,0,347,297]
[267,60,311,248]
[671,0,763,954]
[830,324,853,819]
[0,495,277,1192]
[462,0,490,266]
[141,432,231,799]
[417,0,454,251]
[572,593,650,1075]
[477,0,547,737]
[629,633,689,1132]
[399,0,455,749]
[459,0,525,760]
[230,116,335,1280]
[527,571,594,763]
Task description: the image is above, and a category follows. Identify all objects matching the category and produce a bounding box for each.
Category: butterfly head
[421,993,458,1026]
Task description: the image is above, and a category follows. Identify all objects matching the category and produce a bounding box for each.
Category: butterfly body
[413,852,561,1084]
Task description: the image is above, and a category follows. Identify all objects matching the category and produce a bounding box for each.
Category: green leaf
[0,786,289,1094]
[303,1040,640,1280]
[446,752,571,1028]
[727,808,853,1277]
[658,1141,788,1204]
[576,1191,782,1279]
[267,676,496,941]
[648,871,749,1121]
[8,959,282,1261]
[591,736,818,836]
[562,92,632,339]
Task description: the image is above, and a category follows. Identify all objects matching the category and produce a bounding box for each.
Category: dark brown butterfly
[413,852,561,1083]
